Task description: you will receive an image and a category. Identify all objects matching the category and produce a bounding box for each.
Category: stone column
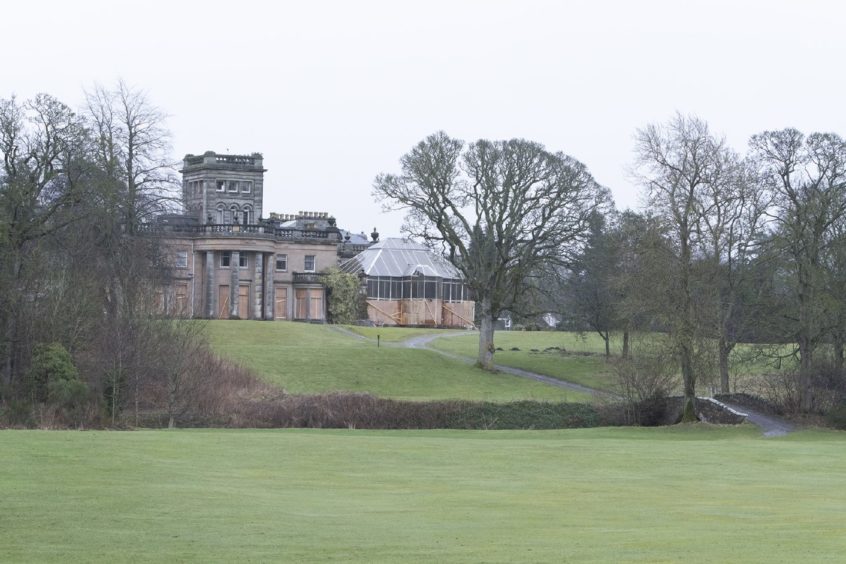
[230,250,240,318]
[253,251,263,319]
[264,253,275,320]
[205,250,215,318]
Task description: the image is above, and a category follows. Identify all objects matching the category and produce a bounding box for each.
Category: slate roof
[339,238,462,278]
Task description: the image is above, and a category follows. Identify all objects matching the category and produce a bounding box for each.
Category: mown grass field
[426,330,801,395]
[343,325,447,342]
[3,427,846,562]
[206,321,591,402]
[431,331,618,391]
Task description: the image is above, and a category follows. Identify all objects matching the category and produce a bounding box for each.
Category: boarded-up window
[238,285,249,318]
[309,288,323,320]
[294,288,324,320]
[295,288,308,319]
[175,284,188,316]
[274,286,288,319]
[218,285,230,318]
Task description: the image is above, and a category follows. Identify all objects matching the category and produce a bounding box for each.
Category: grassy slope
[343,325,448,342]
[3,427,846,562]
[206,321,591,402]
[431,331,618,391]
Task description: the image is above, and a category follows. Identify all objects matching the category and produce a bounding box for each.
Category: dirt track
[341,327,797,435]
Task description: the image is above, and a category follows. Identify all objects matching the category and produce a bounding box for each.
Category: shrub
[26,342,79,404]
[612,347,676,425]
[324,267,364,324]
[825,403,846,430]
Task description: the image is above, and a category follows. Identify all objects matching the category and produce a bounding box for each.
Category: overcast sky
[6,0,846,237]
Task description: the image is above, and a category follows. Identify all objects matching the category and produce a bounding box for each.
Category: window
[230,205,240,224]
[425,278,439,299]
[304,255,316,272]
[242,206,252,225]
[220,251,247,268]
[216,204,225,224]
[216,180,225,192]
[175,251,188,268]
[241,181,252,194]
[275,254,288,271]
[228,180,238,193]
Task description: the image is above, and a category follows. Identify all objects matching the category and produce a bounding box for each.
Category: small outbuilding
[340,238,475,328]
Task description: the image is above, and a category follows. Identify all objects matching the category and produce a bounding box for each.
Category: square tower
[181,151,266,224]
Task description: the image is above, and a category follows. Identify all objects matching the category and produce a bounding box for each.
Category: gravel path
[339,327,797,435]
[712,399,797,437]
[403,332,612,398]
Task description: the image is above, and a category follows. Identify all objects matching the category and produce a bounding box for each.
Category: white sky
[5,0,846,237]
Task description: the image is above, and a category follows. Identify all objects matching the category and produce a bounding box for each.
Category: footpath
[336,327,797,436]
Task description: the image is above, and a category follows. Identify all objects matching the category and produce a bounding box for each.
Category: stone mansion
[145,151,475,328]
[144,151,372,321]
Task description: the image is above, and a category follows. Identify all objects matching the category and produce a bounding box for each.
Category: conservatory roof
[339,238,462,279]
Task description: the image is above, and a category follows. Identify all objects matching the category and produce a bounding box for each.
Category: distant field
[206,321,591,402]
[425,330,800,395]
[343,325,448,342]
[3,427,846,562]
[431,331,618,391]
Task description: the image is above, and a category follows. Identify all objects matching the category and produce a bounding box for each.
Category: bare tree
[0,94,88,387]
[634,114,739,421]
[697,153,769,393]
[85,80,179,230]
[750,129,846,411]
[374,132,606,369]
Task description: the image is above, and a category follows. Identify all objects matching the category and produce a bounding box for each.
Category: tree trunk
[718,337,734,394]
[680,343,697,422]
[796,262,816,412]
[834,335,844,377]
[2,253,23,388]
[477,297,495,370]
[678,230,697,423]
[2,313,15,388]
[622,330,630,360]
[798,337,814,412]
[603,331,610,358]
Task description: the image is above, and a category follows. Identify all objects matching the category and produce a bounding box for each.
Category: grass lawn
[2,427,846,562]
[206,321,591,402]
[342,325,451,342]
[431,332,618,391]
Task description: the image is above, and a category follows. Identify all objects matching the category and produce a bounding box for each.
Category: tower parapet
[181,151,266,224]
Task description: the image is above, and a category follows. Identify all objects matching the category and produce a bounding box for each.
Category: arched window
[216,204,225,224]
[242,205,252,225]
[229,204,240,225]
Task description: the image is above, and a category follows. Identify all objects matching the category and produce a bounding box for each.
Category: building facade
[146,151,369,321]
[147,151,474,326]
[339,238,476,328]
